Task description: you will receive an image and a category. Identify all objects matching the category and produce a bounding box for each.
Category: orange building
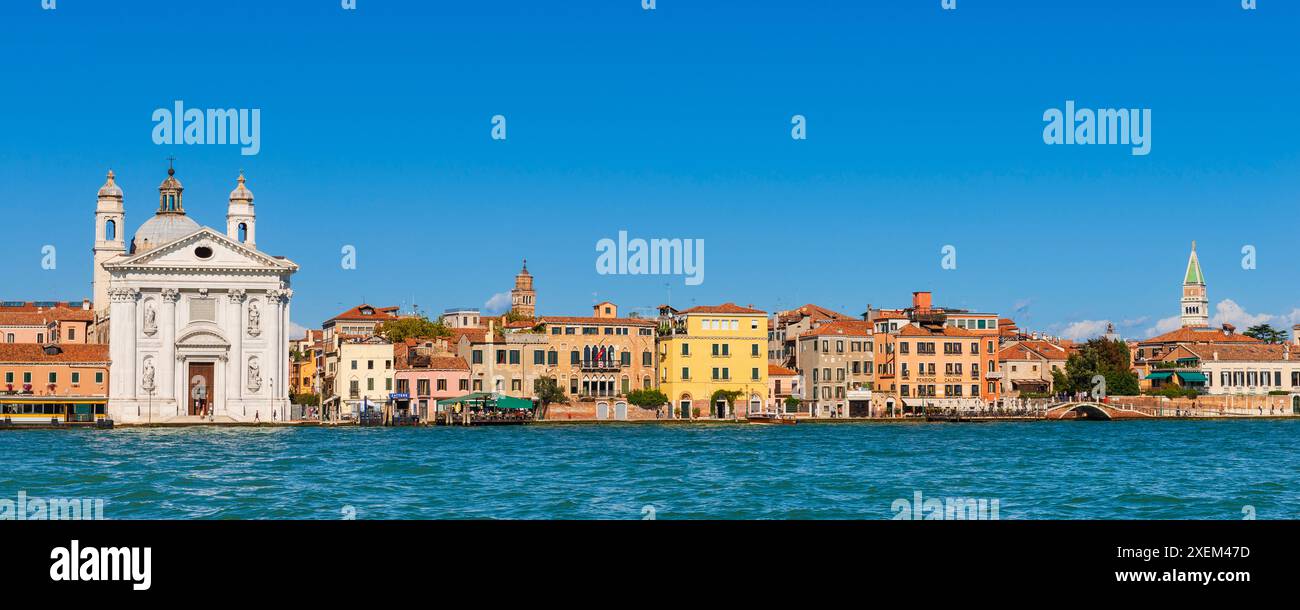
[869,292,1001,415]
[0,344,109,397]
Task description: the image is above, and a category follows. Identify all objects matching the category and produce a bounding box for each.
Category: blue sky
[1,0,1297,340]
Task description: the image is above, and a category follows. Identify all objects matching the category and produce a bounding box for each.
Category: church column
[160,288,179,403]
[279,289,294,420]
[124,289,140,400]
[228,289,247,409]
[265,288,283,418]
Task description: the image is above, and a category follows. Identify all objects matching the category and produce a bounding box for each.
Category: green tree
[783,396,801,412]
[376,316,451,343]
[1052,338,1140,397]
[1244,323,1286,344]
[627,388,668,409]
[532,377,568,406]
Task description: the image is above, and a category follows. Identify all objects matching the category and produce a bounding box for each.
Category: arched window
[104,219,116,241]
[238,223,248,242]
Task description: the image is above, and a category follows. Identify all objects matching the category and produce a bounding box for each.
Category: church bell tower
[92,170,125,313]
[510,259,536,318]
[1180,241,1210,328]
[226,171,256,249]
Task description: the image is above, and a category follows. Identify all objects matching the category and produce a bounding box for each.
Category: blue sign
[389,393,410,400]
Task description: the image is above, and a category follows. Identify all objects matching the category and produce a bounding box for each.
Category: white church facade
[93,165,298,423]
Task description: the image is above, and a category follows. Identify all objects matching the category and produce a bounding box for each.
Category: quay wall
[542,399,665,422]
[1111,394,1296,416]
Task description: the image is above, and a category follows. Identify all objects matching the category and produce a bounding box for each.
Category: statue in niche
[143,302,158,336]
[247,358,262,392]
[247,301,261,337]
[141,359,156,392]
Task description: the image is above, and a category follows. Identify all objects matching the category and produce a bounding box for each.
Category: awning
[435,392,534,410]
[1176,371,1208,383]
[494,395,535,410]
[1145,372,1173,380]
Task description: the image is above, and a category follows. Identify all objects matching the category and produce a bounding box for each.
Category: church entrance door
[188,362,215,416]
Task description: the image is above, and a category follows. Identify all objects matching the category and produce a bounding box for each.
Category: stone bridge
[1043,402,1156,421]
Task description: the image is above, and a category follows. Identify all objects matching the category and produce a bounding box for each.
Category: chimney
[912,291,933,311]
[1292,325,1300,347]
[1212,351,1219,361]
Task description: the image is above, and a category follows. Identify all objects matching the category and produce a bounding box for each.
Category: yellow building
[657,303,768,419]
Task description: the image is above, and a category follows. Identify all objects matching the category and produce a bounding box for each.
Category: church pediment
[104,227,297,272]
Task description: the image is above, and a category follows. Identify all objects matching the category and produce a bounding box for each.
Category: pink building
[394,340,470,421]
[0,302,96,345]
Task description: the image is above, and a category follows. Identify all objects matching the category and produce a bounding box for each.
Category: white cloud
[483,292,511,314]
[1142,300,1299,338]
[1210,299,1272,329]
[1144,315,1181,338]
[288,320,309,341]
[1060,319,1111,341]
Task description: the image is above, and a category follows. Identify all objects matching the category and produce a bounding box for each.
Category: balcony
[579,359,623,372]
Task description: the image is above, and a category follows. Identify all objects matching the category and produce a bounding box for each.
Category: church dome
[97,170,123,199]
[131,214,200,254]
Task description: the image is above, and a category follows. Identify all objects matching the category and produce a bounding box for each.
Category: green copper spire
[1184,241,1205,285]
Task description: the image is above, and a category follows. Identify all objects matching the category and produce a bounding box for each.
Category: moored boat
[747,412,797,425]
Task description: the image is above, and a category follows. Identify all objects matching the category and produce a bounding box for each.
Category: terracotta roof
[778,303,851,324]
[539,316,656,326]
[0,312,47,326]
[678,302,766,315]
[998,341,1068,362]
[1019,340,1070,359]
[0,344,110,363]
[1139,326,1262,345]
[799,320,873,338]
[327,304,401,323]
[1180,344,1291,362]
[0,308,94,326]
[896,324,979,337]
[768,364,798,376]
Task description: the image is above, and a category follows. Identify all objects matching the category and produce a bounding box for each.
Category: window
[643,351,652,366]
[47,372,57,384]
[367,360,374,370]
[620,351,631,366]
[496,350,507,365]
[681,343,690,356]
[548,351,558,366]
[472,350,483,364]
[367,378,375,391]
[72,372,80,384]
[681,367,690,380]
[68,328,76,341]
[36,333,44,344]
[459,379,469,391]
[509,350,520,365]
[4,372,12,384]
[5,334,12,343]
[751,367,759,380]
[571,350,580,365]
[512,379,521,392]
[534,350,545,365]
